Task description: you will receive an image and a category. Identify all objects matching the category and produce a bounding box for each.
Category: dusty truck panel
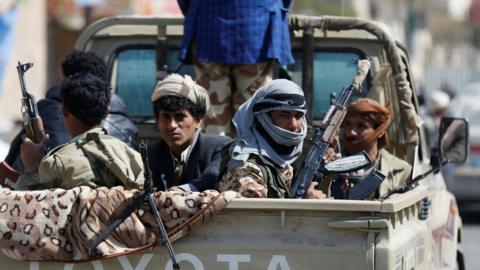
[0,186,429,269]
[0,15,465,269]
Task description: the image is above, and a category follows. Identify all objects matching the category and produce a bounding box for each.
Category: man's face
[270,110,304,133]
[343,115,376,145]
[157,108,200,154]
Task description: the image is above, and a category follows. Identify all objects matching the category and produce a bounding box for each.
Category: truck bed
[0,186,429,270]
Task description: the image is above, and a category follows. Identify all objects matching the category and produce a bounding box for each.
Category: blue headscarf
[230,79,307,168]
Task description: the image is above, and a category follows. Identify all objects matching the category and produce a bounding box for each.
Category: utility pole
[75,0,102,27]
[84,5,92,26]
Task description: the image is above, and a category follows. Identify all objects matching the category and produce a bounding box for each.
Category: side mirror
[386,117,470,199]
[439,117,469,164]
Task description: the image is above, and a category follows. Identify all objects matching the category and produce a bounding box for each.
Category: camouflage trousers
[193,61,273,136]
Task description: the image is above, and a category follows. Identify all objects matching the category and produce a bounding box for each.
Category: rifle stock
[0,161,20,186]
[290,59,371,198]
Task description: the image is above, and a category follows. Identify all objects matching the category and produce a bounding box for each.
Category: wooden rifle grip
[29,117,45,144]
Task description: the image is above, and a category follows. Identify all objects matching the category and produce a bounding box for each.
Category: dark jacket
[148,132,231,191]
[101,94,139,150]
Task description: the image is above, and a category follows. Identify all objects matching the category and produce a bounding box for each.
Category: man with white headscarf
[149,74,231,192]
[217,79,327,199]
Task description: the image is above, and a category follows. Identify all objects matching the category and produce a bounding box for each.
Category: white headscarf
[230,79,307,168]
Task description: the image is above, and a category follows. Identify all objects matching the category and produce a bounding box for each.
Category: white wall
[0,0,47,121]
[352,0,371,19]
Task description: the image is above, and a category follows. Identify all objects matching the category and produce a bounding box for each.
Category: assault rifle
[88,140,180,269]
[290,59,372,198]
[17,62,45,144]
[0,62,43,186]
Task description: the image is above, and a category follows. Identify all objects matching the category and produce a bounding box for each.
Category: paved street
[459,212,480,269]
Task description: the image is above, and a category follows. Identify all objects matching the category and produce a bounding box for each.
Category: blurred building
[47,0,181,86]
[0,0,181,122]
[0,0,47,123]
[353,0,474,96]
[1,0,477,122]
[292,0,356,17]
[295,0,476,97]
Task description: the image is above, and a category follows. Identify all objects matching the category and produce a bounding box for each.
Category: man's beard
[344,135,377,156]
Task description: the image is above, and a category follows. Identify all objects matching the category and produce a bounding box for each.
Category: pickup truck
[0,15,469,270]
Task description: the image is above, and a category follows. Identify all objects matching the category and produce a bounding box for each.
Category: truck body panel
[0,187,432,269]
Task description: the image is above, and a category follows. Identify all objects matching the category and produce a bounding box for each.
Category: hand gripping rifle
[290,59,371,198]
[17,62,45,144]
[88,140,180,269]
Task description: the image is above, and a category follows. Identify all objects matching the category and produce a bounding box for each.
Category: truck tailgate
[0,186,429,270]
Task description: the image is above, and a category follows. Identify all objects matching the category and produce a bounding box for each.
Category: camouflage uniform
[15,127,144,190]
[217,154,293,198]
[194,61,274,136]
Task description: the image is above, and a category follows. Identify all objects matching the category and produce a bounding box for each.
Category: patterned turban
[151,73,210,112]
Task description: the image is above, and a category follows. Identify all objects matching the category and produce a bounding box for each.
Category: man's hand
[20,134,48,173]
[304,182,328,199]
[302,147,340,199]
[322,147,341,164]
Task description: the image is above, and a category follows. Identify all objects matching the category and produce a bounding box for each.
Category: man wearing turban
[342,98,412,199]
[217,79,327,199]
[149,74,231,192]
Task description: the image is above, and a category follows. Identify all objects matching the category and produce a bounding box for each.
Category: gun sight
[17,62,33,73]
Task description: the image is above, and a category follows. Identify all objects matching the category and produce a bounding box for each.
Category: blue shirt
[178,0,294,65]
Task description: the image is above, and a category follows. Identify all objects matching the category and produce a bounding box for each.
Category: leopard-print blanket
[0,186,237,262]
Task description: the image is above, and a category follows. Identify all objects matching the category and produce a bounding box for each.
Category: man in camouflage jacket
[217,79,326,199]
[15,74,144,190]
